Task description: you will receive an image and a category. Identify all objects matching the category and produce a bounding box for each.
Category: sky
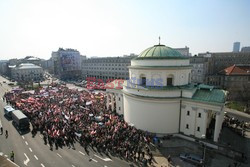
[0,0,250,60]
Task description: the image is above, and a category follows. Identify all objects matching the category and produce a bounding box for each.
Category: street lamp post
[200,134,206,162]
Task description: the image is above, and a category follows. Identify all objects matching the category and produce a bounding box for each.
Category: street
[0,75,132,167]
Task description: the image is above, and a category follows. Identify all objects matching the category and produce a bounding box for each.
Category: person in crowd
[5,130,8,138]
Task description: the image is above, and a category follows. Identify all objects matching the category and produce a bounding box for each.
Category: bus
[11,110,30,131]
[4,106,15,118]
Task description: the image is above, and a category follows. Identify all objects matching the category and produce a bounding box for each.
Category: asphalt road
[225,108,250,122]
[0,76,133,167]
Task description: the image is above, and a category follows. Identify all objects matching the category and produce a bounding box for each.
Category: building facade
[218,64,250,100]
[241,46,250,52]
[106,44,226,142]
[0,60,8,75]
[11,63,44,82]
[190,55,210,84]
[174,46,190,57]
[207,52,250,75]
[233,42,240,52]
[82,55,137,81]
[81,47,189,82]
[189,52,250,85]
[52,48,83,80]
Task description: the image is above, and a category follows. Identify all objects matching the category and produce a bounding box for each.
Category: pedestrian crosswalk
[0,152,3,156]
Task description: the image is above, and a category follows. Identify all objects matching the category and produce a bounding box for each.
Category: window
[118,97,120,101]
[141,77,146,85]
[186,124,189,129]
[197,127,200,132]
[167,75,174,86]
[198,113,201,118]
[119,107,121,110]
[167,78,173,86]
[187,111,190,116]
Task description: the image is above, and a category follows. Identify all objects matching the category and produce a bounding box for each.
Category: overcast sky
[0,0,250,60]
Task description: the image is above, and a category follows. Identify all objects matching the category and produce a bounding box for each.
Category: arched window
[167,74,174,86]
[140,74,146,85]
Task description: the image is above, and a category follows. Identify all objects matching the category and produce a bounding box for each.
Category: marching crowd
[3,83,153,164]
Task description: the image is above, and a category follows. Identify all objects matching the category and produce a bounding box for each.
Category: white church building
[106,44,226,142]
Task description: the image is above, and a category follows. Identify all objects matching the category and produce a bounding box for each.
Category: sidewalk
[0,155,19,167]
[225,107,250,121]
[149,143,172,167]
[152,156,171,167]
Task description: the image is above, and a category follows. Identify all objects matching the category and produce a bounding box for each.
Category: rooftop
[192,89,226,104]
[16,63,42,70]
[27,57,40,61]
[134,44,188,60]
[219,64,250,75]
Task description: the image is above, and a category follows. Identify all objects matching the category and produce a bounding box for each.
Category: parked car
[4,106,15,118]
[179,153,203,166]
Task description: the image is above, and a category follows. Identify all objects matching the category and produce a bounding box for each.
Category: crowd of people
[3,83,153,164]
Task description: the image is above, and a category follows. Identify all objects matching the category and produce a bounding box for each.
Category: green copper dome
[135,44,188,60]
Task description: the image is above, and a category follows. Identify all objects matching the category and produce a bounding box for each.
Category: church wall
[194,109,207,138]
[180,105,196,135]
[131,59,189,67]
[180,101,223,140]
[123,94,180,134]
[180,105,207,137]
[129,69,191,86]
[123,86,181,98]
[115,93,124,115]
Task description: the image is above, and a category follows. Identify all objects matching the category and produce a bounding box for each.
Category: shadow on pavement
[3,114,12,121]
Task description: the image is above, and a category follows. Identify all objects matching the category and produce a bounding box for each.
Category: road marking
[39,135,43,138]
[41,164,45,167]
[7,158,20,167]
[47,144,50,147]
[72,165,75,167]
[25,141,28,145]
[34,155,38,160]
[79,151,85,156]
[29,148,33,152]
[57,153,62,158]
[24,153,30,166]
[94,154,112,161]
[22,136,25,139]
[0,152,3,156]
[4,154,8,157]
[91,158,98,163]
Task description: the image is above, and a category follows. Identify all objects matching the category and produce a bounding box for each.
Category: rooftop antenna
[159,36,161,45]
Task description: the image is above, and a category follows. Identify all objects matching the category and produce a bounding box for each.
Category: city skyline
[0,0,250,60]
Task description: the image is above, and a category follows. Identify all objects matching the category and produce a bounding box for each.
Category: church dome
[135,44,187,60]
